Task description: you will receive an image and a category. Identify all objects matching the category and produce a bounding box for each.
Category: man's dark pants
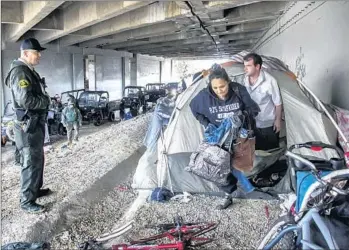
[14,117,45,206]
[255,126,280,150]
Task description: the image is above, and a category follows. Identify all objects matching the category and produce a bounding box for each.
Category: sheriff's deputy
[5,38,52,213]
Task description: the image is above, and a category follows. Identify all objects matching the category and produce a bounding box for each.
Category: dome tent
[132,51,347,195]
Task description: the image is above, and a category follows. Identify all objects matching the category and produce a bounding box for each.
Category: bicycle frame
[264,207,340,250]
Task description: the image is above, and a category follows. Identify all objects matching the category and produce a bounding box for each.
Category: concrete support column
[130,54,137,86]
[170,60,173,79]
[87,55,96,90]
[71,54,75,90]
[121,57,126,92]
[159,61,162,83]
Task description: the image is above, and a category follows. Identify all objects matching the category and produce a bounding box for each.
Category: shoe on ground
[217,197,233,210]
[38,188,52,198]
[21,202,45,214]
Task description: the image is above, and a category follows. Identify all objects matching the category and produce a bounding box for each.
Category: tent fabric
[330,105,349,152]
[132,53,340,193]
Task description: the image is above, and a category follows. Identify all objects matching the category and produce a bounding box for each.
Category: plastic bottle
[239,128,248,138]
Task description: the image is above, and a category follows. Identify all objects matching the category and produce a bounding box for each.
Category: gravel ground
[115,197,281,250]
[50,174,137,250]
[42,178,281,250]
[1,115,150,245]
[1,113,283,249]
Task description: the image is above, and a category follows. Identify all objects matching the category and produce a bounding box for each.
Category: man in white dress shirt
[243,53,283,150]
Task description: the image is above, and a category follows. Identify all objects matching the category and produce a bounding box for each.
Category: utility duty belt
[15,109,46,133]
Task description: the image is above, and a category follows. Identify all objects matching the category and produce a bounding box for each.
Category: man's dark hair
[243,53,263,67]
[209,66,230,84]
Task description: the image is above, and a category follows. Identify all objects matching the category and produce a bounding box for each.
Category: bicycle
[79,216,217,250]
[258,142,349,250]
[112,216,217,250]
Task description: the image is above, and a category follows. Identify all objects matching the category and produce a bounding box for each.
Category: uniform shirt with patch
[5,59,50,111]
[243,70,282,128]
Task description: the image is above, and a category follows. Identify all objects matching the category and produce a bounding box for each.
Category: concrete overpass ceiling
[1,1,289,58]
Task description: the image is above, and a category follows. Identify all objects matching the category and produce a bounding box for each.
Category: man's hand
[274,105,282,133]
[273,119,281,133]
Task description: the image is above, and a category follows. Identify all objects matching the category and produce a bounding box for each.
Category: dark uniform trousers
[14,116,46,206]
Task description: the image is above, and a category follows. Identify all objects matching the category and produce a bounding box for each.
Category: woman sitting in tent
[189,65,260,210]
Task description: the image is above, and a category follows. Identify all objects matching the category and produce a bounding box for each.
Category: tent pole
[296,78,349,149]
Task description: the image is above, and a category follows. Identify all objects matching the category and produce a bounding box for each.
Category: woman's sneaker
[217,196,233,210]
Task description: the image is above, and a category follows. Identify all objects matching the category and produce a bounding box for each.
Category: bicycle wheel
[257,215,297,250]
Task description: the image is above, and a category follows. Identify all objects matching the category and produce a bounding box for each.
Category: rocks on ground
[112,196,281,250]
[1,115,150,245]
[51,175,137,250]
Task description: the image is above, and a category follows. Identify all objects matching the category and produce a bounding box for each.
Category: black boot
[38,188,52,198]
[21,202,45,214]
[217,194,233,210]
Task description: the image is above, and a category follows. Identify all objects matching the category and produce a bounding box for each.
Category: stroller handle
[285,151,349,196]
[289,141,343,158]
[285,151,317,172]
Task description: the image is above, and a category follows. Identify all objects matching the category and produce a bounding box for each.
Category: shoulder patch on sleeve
[18,79,30,88]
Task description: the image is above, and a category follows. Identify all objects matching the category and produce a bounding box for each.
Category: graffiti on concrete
[295,46,306,81]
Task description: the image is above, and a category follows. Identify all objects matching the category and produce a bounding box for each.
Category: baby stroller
[288,141,346,213]
[258,141,349,250]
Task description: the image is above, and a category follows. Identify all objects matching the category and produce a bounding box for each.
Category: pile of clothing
[143,95,176,151]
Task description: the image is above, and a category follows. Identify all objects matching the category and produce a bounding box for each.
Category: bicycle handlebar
[289,141,343,158]
[285,151,349,195]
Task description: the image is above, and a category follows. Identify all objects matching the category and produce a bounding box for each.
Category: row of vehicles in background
[1,82,179,146]
[121,82,180,116]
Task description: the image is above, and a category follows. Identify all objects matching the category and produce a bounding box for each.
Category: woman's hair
[208,65,230,84]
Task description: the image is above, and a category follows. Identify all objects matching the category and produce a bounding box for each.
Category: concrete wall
[96,55,122,100]
[1,44,134,113]
[1,44,168,111]
[1,48,82,105]
[256,1,349,110]
[137,54,162,87]
[161,59,173,83]
[72,53,84,89]
[125,57,131,87]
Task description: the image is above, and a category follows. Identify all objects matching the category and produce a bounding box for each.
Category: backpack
[65,107,77,122]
